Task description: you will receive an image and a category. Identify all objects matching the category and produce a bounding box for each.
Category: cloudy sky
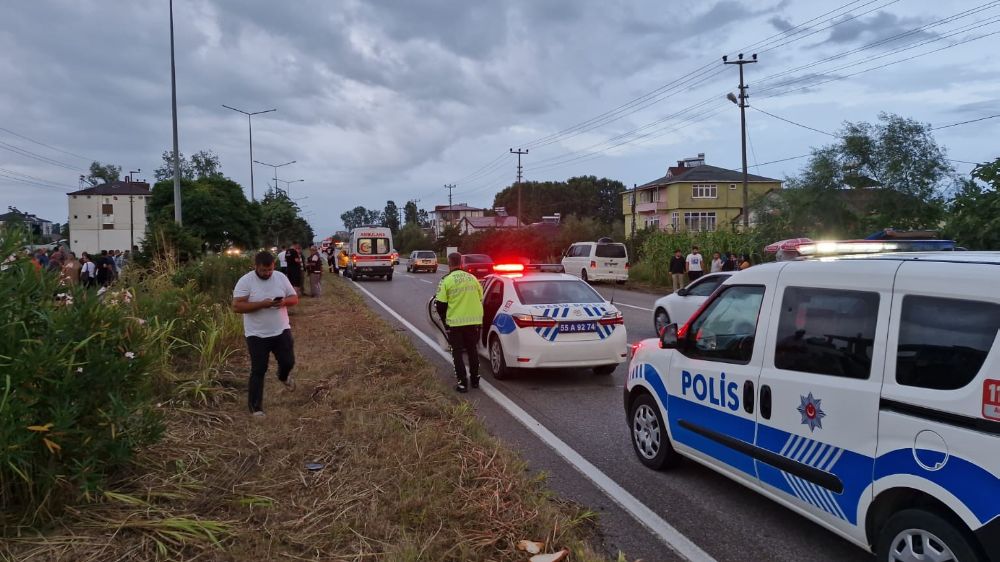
[1,0,998,237]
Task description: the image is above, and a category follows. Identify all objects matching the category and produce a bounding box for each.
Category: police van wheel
[489,336,511,380]
[876,509,982,562]
[629,393,680,470]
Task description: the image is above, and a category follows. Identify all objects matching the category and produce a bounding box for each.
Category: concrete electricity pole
[724,53,757,230]
[510,148,528,227]
[169,0,182,225]
[444,184,455,209]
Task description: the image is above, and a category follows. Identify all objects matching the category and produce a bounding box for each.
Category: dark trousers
[245,329,295,412]
[448,325,480,383]
[688,270,703,282]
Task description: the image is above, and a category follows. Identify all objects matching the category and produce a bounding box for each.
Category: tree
[491,175,626,226]
[383,200,400,233]
[403,200,419,225]
[148,176,261,251]
[80,161,121,186]
[394,222,435,254]
[417,209,430,228]
[944,158,1000,250]
[340,206,382,230]
[258,190,313,247]
[154,149,222,182]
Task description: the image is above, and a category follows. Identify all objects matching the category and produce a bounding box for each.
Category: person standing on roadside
[710,252,723,273]
[435,252,484,393]
[739,254,752,270]
[722,251,737,272]
[277,245,288,275]
[668,249,686,293]
[685,245,704,282]
[232,251,299,417]
[62,251,81,286]
[80,253,96,287]
[285,244,303,295]
[306,245,323,297]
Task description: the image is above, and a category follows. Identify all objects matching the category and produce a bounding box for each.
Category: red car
[459,254,494,278]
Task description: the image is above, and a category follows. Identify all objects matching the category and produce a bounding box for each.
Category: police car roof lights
[493,263,525,272]
[767,237,956,260]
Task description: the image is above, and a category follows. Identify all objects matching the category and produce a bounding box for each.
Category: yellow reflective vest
[435,270,484,327]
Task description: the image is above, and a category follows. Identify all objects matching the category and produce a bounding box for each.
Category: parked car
[652,273,731,334]
[407,250,438,273]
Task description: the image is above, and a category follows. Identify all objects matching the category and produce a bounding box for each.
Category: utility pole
[510,148,528,227]
[444,184,455,208]
[630,183,637,240]
[724,53,757,230]
[128,169,139,252]
[169,0,182,225]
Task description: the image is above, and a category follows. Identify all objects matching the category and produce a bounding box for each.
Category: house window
[692,184,717,198]
[87,215,92,219]
[102,224,114,230]
[730,183,737,190]
[684,211,716,232]
[644,217,660,229]
[671,212,679,231]
[102,204,113,214]
[73,215,78,219]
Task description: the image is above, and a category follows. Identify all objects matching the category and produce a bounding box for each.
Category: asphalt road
[346,263,871,562]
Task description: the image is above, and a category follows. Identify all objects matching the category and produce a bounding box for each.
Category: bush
[0,238,163,520]
[172,254,252,302]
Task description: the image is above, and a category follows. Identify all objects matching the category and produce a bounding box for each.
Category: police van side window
[684,286,764,364]
[774,287,880,380]
[896,296,1000,390]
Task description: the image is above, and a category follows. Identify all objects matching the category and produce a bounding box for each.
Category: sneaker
[470,377,480,389]
[251,411,266,418]
[454,380,468,393]
[281,376,296,391]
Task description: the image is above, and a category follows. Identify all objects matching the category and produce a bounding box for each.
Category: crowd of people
[25,245,131,288]
[667,245,751,291]
[273,243,351,299]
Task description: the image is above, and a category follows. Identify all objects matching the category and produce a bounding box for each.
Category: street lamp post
[169,0,182,225]
[274,178,304,197]
[253,160,296,197]
[222,105,276,202]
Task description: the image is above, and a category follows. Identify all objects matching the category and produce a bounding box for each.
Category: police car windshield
[463,254,493,264]
[515,280,604,305]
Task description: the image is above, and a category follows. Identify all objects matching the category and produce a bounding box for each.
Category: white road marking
[614,302,654,312]
[399,272,434,284]
[350,280,715,562]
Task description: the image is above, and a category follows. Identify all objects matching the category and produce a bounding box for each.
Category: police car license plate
[560,321,597,333]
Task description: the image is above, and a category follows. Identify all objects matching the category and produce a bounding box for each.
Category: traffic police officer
[435,252,484,393]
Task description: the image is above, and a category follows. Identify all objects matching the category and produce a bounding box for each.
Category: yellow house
[623,154,781,237]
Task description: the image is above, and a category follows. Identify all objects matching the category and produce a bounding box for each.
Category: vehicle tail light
[512,314,558,329]
[625,262,630,269]
[590,260,596,268]
[598,311,624,326]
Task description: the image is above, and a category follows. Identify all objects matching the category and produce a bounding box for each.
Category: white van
[346,226,394,281]
[562,240,628,284]
[625,251,1000,560]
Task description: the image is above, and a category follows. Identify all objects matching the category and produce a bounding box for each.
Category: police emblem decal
[797,392,825,432]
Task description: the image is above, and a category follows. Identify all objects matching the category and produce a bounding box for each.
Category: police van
[624,248,1000,561]
[345,226,394,281]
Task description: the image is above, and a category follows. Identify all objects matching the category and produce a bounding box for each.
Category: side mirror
[659,323,680,349]
[676,288,689,297]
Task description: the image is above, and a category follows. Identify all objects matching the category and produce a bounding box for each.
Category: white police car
[480,264,627,378]
[653,272,732,334]
[625,251,1000,561]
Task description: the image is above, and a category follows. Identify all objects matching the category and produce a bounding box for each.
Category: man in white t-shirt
[685,245,704,282]
[277,246,288,274]
[232,251,300,416]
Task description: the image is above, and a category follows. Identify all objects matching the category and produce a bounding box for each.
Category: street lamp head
[726,92,739,105]
[752,53,757,60]
[722,55,728,62]
[738,53,744,60]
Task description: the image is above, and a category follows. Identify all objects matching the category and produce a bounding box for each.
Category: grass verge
[2,273,618,562]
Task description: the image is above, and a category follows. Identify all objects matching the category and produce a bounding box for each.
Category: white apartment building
[430,203,484,236]
[67,180,150,255]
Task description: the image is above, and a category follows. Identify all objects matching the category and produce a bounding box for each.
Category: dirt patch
[2,275,618,562]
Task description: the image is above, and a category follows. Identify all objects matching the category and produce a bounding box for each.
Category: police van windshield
[515,280,604,305]
[357,238,389,255]
[595,244,627,258]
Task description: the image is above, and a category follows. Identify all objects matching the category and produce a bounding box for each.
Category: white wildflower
[124,351,136,359]
[76,367,84,373]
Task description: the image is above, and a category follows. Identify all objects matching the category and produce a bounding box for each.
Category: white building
[67,180,150,255]
[0,208,55,239]
[430,203,484,236]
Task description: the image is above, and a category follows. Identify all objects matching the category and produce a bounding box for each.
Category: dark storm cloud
[769,16,795,32]
[823,12,936,46]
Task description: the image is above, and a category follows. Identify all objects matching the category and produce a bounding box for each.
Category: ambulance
[624,246,1000,561]
[345,226,394,281]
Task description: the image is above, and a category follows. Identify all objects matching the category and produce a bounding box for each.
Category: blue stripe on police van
[562,307,570,318]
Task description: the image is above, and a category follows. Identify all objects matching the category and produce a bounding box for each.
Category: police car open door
[752,261,893,532]
[663,284,771,487]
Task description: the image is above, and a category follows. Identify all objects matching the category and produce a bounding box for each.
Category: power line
[757,0,904,54]
[0,126,95,162]
[0,140,83,171]
[932,113,1000,130]
[0,172,74,192]
[0,167,76,189]
[752,107,839,137]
